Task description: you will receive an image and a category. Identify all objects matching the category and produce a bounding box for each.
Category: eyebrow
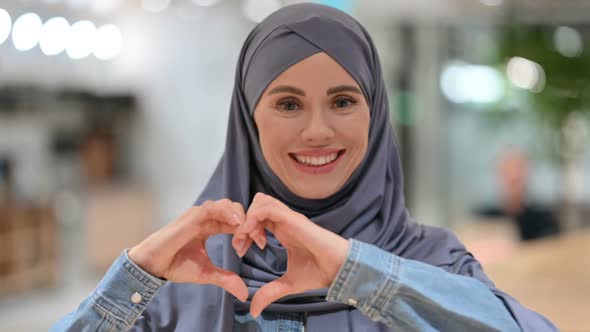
[267,85,305,96]
[326,85,363,96]
[267,84,363,97]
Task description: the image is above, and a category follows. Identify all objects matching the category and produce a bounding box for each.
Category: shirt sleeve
[49,249,167,332]
[326,239,522,332]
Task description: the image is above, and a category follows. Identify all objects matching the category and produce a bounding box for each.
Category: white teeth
[294,152,338,166]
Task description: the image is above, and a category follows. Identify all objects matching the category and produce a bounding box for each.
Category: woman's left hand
[232,193,350,318]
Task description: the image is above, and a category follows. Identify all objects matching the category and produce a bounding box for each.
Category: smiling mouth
[288,150,346,167]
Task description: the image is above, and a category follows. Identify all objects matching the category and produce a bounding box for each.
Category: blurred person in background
[498,148,561,241]
[51,4,556,332]
[478,148,561,241]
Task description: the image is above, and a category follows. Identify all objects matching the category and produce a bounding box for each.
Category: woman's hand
[128,199,249,302]
[232,193,350,317]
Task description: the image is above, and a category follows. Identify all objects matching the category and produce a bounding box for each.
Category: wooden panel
[0,203,59,296]
[84,185,155,273]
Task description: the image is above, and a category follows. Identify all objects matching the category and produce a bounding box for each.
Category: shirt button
[131,292,142,304]
[346,298,357,305]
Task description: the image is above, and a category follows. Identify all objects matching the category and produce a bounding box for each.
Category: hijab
[132,3,555,331]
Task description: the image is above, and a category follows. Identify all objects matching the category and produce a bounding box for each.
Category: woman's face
[254,52,370,199]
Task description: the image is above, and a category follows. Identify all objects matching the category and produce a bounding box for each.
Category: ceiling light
[12,12,43,51]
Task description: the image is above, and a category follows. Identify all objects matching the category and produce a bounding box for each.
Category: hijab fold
[132,4,555,331]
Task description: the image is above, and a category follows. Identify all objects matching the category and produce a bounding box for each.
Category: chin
[292,183,340,200]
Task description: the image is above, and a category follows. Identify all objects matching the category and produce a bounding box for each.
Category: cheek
[259,131,280,163]
[346,113,370,163]
[342,113,369,148]
[352,132,369,160]
[257,117,297,161]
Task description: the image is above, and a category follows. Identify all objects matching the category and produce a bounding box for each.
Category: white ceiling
[3,0,590,23]
[353,0,590,23]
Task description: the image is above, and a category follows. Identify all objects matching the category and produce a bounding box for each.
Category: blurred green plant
[496,24,590,128]
[493,23,590,230]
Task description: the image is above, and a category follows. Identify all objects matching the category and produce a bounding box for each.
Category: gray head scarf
[132,3,555,331]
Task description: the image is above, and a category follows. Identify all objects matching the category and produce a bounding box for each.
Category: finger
[237,207,263,236]
[166,203,240,254]
[247,202,289,231]
[234,196,264,241]
[234,237,253,257]
[256,225,267,249]
[240,193,279,235]
[199,220,241,237]
[202,199,241,227]
[252,192,288,210]
[229,201,257,253]
[206,265,249,302]
[229,200,249,250]
[232,227,254,257]
[219,199,244,225]
[250,277,294,318]
[231,202,246,223]
[249,225,266,250]
[235,208,267,251]
[233,228,266,256]
[234,193,278,253]
[157,207,203,252]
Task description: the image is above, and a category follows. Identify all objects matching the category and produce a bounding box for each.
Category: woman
[52,3,557,331]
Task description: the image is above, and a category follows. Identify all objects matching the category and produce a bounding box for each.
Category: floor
[455,218,590,332]
[0,278,99,332]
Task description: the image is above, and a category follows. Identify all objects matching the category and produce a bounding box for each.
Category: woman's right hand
[128,199,249,302]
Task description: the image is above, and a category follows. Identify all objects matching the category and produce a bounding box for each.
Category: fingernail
[240,292,248,303]
[234,238,245,251]
[239,245,248,257]
[254,238,262,250]
[232,213,241,225]
[235,239,248,257]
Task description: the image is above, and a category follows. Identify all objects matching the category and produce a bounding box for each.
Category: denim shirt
[50,239,520,332]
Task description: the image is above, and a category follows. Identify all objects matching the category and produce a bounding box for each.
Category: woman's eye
[333,97,356,109]
[277,100,301,112]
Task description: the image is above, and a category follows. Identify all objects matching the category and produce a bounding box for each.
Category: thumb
[207,266,249,303]
[250,276,294,318]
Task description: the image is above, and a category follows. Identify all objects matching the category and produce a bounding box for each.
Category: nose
[300,109,335,145]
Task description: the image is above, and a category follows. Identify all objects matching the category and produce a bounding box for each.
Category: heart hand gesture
[232,193,349,317]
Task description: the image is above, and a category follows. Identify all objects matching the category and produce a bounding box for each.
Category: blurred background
[0,0,588,331]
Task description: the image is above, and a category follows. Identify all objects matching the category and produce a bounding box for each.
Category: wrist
[128,245,160,278]
[326,235,350,283]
